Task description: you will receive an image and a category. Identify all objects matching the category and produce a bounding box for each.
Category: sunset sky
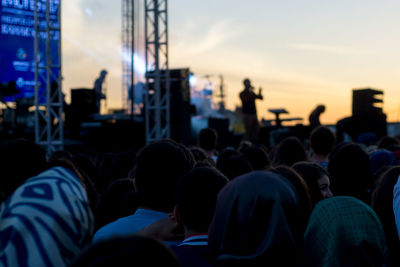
[62,0,400,124]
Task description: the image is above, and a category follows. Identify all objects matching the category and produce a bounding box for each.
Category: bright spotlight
[189,73,197,88]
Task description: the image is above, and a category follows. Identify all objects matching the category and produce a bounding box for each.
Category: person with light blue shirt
[93,139,195,243]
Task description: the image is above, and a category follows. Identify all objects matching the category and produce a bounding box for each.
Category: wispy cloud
[173,19,243,57]
[287,43,366,56]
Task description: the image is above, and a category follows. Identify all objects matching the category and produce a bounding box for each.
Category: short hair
[241,145,271,170]
[272,136,307,167]
[134,139,195,212]
[216,148,240,170]
[310,126,336,156]
[95,179,137,230]
[176,167,228,233]
[218,155,253,180]
[199,128,218,151]
[328,143,370,202]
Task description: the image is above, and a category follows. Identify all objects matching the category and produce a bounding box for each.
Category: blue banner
[0,0,60,102]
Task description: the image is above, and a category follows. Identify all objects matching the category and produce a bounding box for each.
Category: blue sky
[63,0,400,123]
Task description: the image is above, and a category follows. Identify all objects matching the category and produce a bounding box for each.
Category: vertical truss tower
[144,0,170,143]
[122,0,134,114]
[34,0,63,155]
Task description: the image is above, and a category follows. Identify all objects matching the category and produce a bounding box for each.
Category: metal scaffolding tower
[144,0,170,143]
[122,0,134,114]
[34,0,63,155]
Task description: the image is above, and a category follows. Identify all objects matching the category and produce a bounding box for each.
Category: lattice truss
[144,0,170,143]
[34,0,63,155]
[122,0,134,112]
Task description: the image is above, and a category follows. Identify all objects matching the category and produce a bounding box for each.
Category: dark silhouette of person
[309,104,325,129]
[93,69,107,114]
[172,167,229,267]
[239,78,263,140]
[372,166,400,267]
[92,139,195,243]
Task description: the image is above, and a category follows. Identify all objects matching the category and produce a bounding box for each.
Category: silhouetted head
[310,126,336,157]
[243,78,251,89]
[372,166,400,265]
[378,136,400,150]
[293,162,333,206]
[72,235,180,267]
[134,139,195,213]
[176,167,228,233]
[199,128,218,151]
[241,145,271,170]
[189,146,208,162]
[316,105,325,113]
[272,136,307,167]
[71,153,97,183]
[218,155,253,180]
[302,197,385,267]
[100,69,108,77]
[328,143,371,203]
[217,148,240,169]
[272,166,312,231]
[95,178,137,230]
[209,171,303,266]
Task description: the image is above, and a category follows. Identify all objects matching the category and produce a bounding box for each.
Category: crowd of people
[1,125,400,266]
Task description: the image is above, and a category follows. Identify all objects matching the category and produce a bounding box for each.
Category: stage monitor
[0,0,60,102]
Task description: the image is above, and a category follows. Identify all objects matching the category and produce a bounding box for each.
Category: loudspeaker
[71,88,97,116]
[351,88,387,138]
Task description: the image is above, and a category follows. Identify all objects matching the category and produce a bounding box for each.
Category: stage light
[189,73,197,88]
[121,49,146,76]
[134,53,146,75]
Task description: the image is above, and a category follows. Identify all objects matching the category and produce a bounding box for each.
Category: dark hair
[218,155,253,180]
[328,143,371,203]
[272,166,312,230]
[241,145,271,170]
[378,136,399,150]
[371,166,400,266]
[72,153,98,184]
[134,139,194,212]
[190,146,215,167]
[96,152,136,194]
[189,146,208,162]
[292,162,329,206]
[199,128,218,151]
[272,137,307,167]
[176,167,228,233]
[72,235,180,267]
[95,179,137,230]
[216,148,240,170]
[310,126,336,156]
[48,150,72,161]
[0,138,47,202]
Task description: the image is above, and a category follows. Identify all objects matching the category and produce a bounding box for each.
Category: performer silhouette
[239,78,263,140]
[93,70,107,114]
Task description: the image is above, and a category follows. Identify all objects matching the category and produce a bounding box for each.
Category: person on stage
[93,69,108,114]
[239,78,263,140]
